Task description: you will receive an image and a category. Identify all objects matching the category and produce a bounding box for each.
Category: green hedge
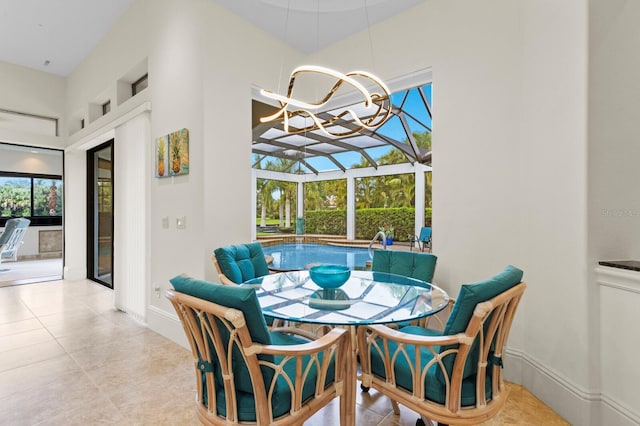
[304,208,432,242]
[304,210,346,235]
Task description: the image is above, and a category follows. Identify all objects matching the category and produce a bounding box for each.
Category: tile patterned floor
[0,279,569,425]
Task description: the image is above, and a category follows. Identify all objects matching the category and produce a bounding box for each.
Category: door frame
[86,139,114,288]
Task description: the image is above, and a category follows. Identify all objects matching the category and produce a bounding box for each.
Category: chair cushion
[443,265,523,336]
[419,227,431,243]
[169,274,272,394]
[439,265,524,382]
[215,330,336,421]
[371,250,437,283]
[368,325,491,406]
[214,243,270,284]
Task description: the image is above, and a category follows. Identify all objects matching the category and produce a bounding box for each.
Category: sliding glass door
[87,141,113,288]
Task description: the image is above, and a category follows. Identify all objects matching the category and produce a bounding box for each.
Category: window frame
[132,73,148,96]
[0,171,63,227]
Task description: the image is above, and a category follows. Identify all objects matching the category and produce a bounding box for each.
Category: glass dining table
[242,270,449,326]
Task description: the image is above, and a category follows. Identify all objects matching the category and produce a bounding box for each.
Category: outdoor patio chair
[418,227,432,252]
[167,274,355,426]
[0,218,31,265]
[358,265,526,426]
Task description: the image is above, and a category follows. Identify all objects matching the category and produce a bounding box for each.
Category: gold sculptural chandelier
[260,65,391,137]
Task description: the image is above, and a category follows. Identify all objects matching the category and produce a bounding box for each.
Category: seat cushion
[368,325,491,406]
[170,274,272,394]
[215,330,336,421]
[372,250,437,283]
[214,243,270,284]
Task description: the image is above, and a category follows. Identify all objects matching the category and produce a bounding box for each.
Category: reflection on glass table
[242,270,449,326]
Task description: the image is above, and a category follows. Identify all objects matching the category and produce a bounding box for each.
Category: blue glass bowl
[309,264,351,289]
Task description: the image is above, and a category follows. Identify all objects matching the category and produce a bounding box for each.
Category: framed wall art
[155,128,189,177]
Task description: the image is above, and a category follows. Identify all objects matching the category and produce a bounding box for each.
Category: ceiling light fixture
[259,0,390,138]
[260,65,390,137]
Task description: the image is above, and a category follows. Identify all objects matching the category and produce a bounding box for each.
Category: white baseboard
[505,348,640,426]
[146,305,189,349]
[63,265,86,281]
[601,394,640,426]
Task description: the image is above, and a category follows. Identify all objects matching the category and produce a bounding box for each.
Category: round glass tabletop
[242,270,449,326]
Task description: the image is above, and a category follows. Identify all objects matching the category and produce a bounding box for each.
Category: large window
[0,172,63,226]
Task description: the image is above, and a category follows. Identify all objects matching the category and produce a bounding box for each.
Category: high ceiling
[0,0,424,76]
[0,0,134,76]
[212,0,425,53]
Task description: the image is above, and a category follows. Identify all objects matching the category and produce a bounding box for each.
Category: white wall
[589,0,640,423]
[518,1,592,423]
[62,149,86,280]
[199,0,304,283]
[311,0,592,423]
[61,0,301,343]
[0,61,67,148]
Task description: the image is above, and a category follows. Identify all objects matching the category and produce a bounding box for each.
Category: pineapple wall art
[155,128,189,177]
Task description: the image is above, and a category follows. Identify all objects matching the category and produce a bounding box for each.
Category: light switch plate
[176,216,186,229]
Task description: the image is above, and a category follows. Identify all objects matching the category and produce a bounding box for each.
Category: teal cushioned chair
[0,218,30,264]
[212,243,279,326]
[212,242,270,285]
[372,250,437,285]
[358,265,526,426]
[168,274,355,426]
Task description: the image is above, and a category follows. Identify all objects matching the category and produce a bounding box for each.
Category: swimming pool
[262,243,372,271]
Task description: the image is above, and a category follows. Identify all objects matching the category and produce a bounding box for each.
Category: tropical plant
[379,223,394,238]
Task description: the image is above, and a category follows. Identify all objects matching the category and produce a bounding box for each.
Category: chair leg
[416,418,447,426]
[391,399,400,415]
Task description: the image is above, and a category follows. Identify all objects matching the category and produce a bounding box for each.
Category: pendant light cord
[277,0,293,94]
[363,0,376,71]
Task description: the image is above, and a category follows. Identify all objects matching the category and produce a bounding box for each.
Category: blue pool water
[262,243,372,271]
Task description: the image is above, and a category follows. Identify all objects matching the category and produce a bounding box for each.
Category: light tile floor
[0,279,569,425]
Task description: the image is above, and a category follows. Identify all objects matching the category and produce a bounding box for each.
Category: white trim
[595,265,640,294]
[504,348,598,425]
[251,168,257,240]
[66,99,152,152]
[63,265,86,281]
[146,305,189,349]
[601,394,640,426]
[254,162,431,183]
[504,347,640,425]
[346,177,355,240]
